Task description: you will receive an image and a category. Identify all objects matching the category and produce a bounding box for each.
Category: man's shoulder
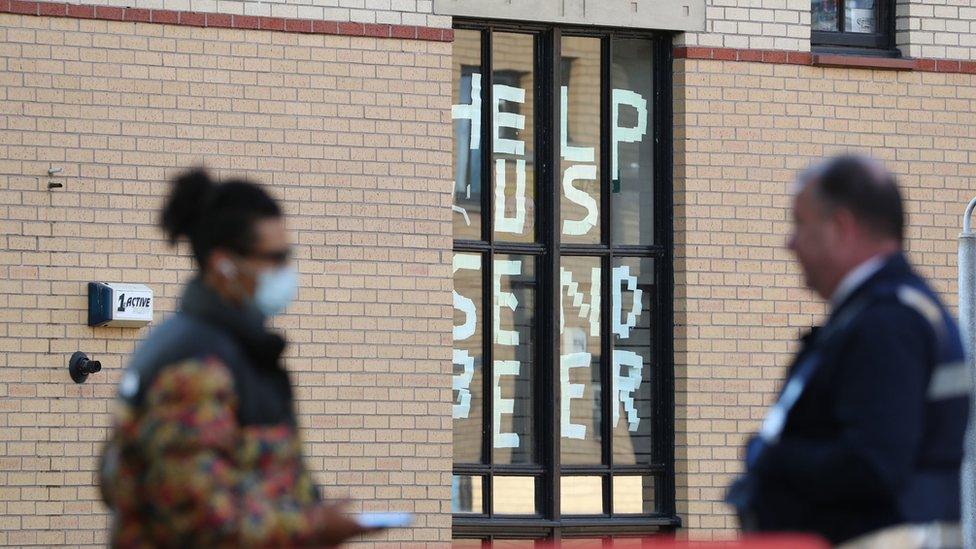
[859,268,950,331]
[121,314,240,405]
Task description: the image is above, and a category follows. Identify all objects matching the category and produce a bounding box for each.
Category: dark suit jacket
[728,253,970,544]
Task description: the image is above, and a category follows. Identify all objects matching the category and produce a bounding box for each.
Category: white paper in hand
[356,512,413,529]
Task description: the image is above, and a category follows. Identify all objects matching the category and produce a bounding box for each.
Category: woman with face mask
[99,169,372,547]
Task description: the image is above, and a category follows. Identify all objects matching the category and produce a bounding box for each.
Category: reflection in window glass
[492,33,537,243]
[844,0,877,33]
[452,475,484,514]
[559,256,603,465]
[612,257,654,465]
[493,255,536,465]
[561,476,604,515]
[493,476,538,515]
[610,39,654,246]
[453,253,483,464]
[559,36,601,244]
[812,0,839,31]
[612,475,656,515]
[452,29,483,240]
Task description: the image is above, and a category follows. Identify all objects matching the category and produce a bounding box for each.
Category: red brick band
[0,0,454,41]
[674,46,976,75]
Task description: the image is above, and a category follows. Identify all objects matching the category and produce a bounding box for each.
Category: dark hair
[809,155,905,243]
[160,168,282,269]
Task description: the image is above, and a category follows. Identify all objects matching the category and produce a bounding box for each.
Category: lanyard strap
[747,295,874,468]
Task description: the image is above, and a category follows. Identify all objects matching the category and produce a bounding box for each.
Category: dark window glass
[492,33,537,243]
[559,37,602,245]
[453,29,484,240]
[451,26,671,539]
[812,0,893,51]
[493,254,538,465]
[453,252,484,463]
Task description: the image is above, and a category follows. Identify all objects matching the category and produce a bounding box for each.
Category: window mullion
[600,35,614,517]
[546,26,563,526]
[481,26,494,514]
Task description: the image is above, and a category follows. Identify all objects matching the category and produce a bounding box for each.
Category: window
[451,22,676,541]
[811,0,897,54]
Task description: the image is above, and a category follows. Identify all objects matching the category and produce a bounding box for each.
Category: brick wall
[679,0,976,61]
[677,0,811,52]
[18,0,451,28]
[674,57,976,536]
[0,12,453,546]
[897,0,976,60]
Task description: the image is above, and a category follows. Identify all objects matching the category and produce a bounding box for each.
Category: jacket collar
[180,277,286,369]
[831,252,911,316]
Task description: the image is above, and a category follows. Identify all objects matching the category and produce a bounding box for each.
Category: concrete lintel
[434,0,705,32]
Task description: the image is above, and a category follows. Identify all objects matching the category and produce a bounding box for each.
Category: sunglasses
[243,248,292,265]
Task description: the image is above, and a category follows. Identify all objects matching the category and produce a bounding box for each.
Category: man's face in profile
[788,183,838,300]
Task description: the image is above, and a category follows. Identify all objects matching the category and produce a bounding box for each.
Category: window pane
[492,32,537,243]
[610,39,654,246]
[561,476,604,515]
[612,475,656,515]
[452,29,484,241]
[453,252,484,464]
[493,476,538,515]
[812,0,840,31]
[493,254,537,464]
[559,36,601,244]
[845,0,877,33]
[559,256,603,465]
[612,258,654,465]
[452,475,484,514]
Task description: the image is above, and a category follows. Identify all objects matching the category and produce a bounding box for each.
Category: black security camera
[69,352,101,384]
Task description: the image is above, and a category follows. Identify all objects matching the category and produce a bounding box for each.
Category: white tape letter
[493,360,520,448]
[613,350,643,432]
[494,259,521,346]
[452,73,481,150]
[493,84,525,156]
[562,164,599,236]
[494,158,526,234]
[612,265,643,339]
[561,352,589,440]
[612,89,648,182]
[453,349,475,419]
[453,254,481,341]
[560,267,600,337]
[560,85,595,163]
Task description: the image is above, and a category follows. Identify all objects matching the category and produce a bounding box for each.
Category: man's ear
[208,249,236,279]
[830,208,860,242]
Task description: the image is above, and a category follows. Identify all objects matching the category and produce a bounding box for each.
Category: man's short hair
[800,155,905,242]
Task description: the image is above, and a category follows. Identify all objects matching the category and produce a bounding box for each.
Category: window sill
[812,53,916,70]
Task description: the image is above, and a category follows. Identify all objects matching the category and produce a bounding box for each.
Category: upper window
[812,0,897,54]
[450,21,676,542]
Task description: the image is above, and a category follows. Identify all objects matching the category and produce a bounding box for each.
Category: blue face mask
[253,265,298,317]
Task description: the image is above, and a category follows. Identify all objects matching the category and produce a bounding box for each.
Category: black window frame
[811,0,899,56]
[450,20,678,542]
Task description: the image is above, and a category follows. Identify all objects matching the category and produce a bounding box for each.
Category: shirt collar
[830,254,888,311]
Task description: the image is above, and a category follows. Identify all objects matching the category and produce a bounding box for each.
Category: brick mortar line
[0,0,454,41]
[674,46,976,74]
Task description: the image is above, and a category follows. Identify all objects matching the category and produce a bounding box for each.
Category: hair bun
[160,168,215,244]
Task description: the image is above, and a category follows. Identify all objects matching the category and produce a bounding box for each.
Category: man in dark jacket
[726,155,971,544]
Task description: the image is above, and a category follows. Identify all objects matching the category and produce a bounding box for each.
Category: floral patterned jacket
[100,279,326,547]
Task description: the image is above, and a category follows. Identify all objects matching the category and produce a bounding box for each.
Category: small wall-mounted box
[88,282,154,327]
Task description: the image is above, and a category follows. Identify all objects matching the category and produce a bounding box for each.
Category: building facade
[0,0,974,545]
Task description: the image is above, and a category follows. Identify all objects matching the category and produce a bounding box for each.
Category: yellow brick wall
[674,57,976,537]
[0,13,453,546]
